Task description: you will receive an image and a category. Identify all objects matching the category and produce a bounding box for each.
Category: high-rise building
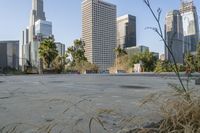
[22,0,53,69]
[55,42,65,57]
[29,0,46,42]
[117,14,136,49]
[165,10,184,64]
[180,0,199,52]
[152,52,159,60]
[22,28,30,69]
[22,28,29,46]
[0,41,19,71]
[82,0,117,70]
[35,20,52,37]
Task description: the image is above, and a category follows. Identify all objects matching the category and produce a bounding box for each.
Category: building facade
[35,20,52,36]
[22,28,30,68]
[29,0,46,42]
[117,14,136,49]
[180,1,199,53]
[152,52,159,60]
[0,41,19,71]
[125,45,149,57]
[82,0,117,70]
[165,10,184,64]
[55,42,65,57]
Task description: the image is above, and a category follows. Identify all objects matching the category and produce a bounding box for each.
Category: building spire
[31,0,46,21]
[29,0,46,42]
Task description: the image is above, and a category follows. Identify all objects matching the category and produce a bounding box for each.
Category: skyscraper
[35,20,52,36]
[117,14,137,49]
[22,0,53,69]
[55,42,65,57]
[165,10,184,64]
[22,28,30,69]
[180,0,199,53]
[82,0,117,70]
[29,0,46,42]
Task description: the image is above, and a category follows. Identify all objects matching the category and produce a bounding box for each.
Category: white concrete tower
[82,0,117,71]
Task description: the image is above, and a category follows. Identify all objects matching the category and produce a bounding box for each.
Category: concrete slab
[0,74,198,133]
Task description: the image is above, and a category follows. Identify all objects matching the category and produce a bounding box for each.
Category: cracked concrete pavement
[0,74,198,133]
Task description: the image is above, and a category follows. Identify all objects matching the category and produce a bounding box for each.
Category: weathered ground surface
[0,74,198,133]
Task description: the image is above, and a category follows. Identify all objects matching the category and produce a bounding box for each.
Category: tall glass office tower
[29,0,46,42]
[180,0,199,53]
[117,14,137,49]
[165,10,184,64]
[22,0,53,69]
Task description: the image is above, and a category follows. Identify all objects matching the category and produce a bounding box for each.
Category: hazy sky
[0,0,199,54]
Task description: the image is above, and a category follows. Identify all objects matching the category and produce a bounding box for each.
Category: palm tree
[114,45,127,58]
[39,38,58,69]
[114,45,127,70]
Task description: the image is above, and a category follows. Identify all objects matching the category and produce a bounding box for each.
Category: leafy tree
[113,55,129,72]
[75,60,98,73]
[128,54,140,67]
[113,45,128,70]
[141,50,157,71]
[155,60,186,73]
[129,50,157,72]
[66,39,98,73]
[67,39,87,66]
[39,38,58,69]
[184,53,196,72]
[155,60,173,73]
[178,64,186,72]
[184,42,200,73]
[51,55,66,73]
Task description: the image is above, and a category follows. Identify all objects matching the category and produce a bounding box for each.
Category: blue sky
[0,0,199,54]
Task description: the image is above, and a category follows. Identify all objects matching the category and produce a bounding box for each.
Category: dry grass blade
[158,92,200,133]
[0,123,23,133]
[36,122,57,133]
[139,93,160,106]
[63,99,87,113]
[7,125,18,133]
[89,117,108,133]
[96,108,115,116]
[168,83,192,101]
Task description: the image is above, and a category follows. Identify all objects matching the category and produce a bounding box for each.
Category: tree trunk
[48,57,51,69]
[48,63,50,69]
[39,58,43,74]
